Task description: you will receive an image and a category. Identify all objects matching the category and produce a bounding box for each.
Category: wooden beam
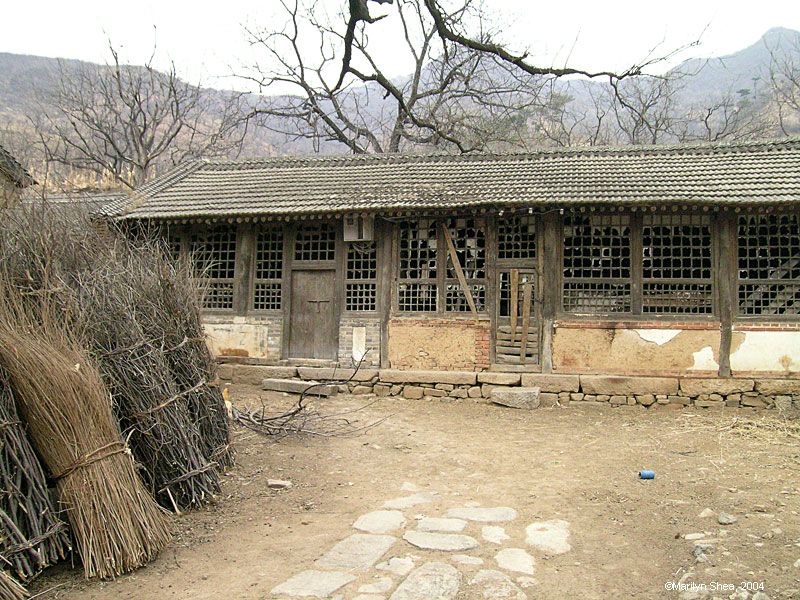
[519,282,532,360]
[540,212,561,373]
[717,213,736,377]
[441,223,478,317]
[234,224,254,316]
[510,268,519,340]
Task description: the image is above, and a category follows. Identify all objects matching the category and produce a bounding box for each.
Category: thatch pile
[0,319,172,579]
[0,369,71,581]
[0,570,28,600]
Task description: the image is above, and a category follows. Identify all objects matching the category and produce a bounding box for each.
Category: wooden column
[717,212,737,377]
[280,223,296,361]
[378,219,394,368]
[540,211,561,373]
[485,215,497,365]
[234,224,255,316]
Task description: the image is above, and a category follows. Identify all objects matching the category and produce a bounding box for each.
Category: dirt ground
[30,384,800,600]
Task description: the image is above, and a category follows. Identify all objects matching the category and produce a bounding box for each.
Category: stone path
[270,484,573,599]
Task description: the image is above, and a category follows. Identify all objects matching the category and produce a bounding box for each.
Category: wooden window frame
[344,240,379,315]
[735,211,800,322]
[558,211,719,321]
[185,224,239,314]
[250,225,284,314]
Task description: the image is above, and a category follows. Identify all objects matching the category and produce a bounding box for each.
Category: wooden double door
[288,270,338,360]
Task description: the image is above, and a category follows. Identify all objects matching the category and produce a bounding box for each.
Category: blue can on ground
[639,470,655,479]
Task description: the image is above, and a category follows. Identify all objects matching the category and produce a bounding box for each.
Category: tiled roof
[123,138,800,220]
[22,191,131,218]
[0,143,35,188]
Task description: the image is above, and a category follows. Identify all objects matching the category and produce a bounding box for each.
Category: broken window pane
[346,242,377,311]
[498,215,537,260]
[445,217,486,312]
[398,220,438,312]
[190,226,237,310]
[253,228,283,311]
[738,214,800,316]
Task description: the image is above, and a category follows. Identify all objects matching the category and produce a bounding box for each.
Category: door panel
[496,269,540,365]
[289,270,337,359]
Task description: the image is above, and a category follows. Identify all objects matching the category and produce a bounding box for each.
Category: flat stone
[525,520,571,555]
[538,393,559,407]
[490,388,540,410]
[352,385,373,395]
[698,508,715,518]
[354,511,407,534]
[315,534,396,570]
[452,554,484,566]
[417,517,467,533]
[271,570,355,598]
[374,384,392,396]
[449,388,468,398]
[580,375,678,396]
[482,525,510,545]
[468,386,483,398]
[224,364,297,384]
[359,577,394,594]
[477,372,521,385]
[718,512,738,525]
[389,562,462,600]
[468,570,527,600]
[520,374,580,392]
[403,386,424,399]
[376,556,415,576]
[684,532,706,540]
[403,531,479,551]
[383,492,436,509]
[297,366,378,382]
[679,378,755,396]
[262,378,337,396]
[425,388,447,398]
[495,548,535,575]
[446,507,518,522]
[755,379,800,395]
[267,479,292,489]
[379,369,477,386]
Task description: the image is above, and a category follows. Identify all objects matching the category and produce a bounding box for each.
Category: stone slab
[262,378,337,396]
[389,562,462,600]
[315,534,396,570]
[376,556,415,576]
[495,548,535,575]
[383,492,437,509]
[520,373,580,392]
[403,531,479,551]
[297,366,379,382]
[445,507,518,522]
[452,554,484,566]
[221,364,297,384]
[353,511,407,534]
[271,570,355,598]
[525,520,571,555]
[679,378,755,396]
[417,517,467,533]
[482,526,510,544]
[477,372,521,386]
[755,379,800,395]
[490,388,540,410]
[379,369,478,386]
[468,570,526,600]
[359,577,394,594]
[580,375,678,396]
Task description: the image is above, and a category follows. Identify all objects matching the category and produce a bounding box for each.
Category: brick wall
[338,317,381,367]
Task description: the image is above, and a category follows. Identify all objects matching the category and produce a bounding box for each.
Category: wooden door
[496,269,540,365]
[289,270,337,359]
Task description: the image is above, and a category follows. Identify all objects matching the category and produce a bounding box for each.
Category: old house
[0,143,35,209]
[122,138,800,406]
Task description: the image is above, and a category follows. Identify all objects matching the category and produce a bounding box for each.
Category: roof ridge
[124,161,205,216]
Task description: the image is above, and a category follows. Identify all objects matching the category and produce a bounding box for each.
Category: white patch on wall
[689,346,719,371]
[634,329,681,346]
[352,326,367,362]
[203,322,271,358]
[730,331,800,372]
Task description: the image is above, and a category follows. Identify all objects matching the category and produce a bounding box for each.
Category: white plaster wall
[730,331,800,373]
[203,316,281,360]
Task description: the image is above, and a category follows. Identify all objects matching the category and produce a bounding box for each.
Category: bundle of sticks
[0,369,71,583]
[0,313,172,579]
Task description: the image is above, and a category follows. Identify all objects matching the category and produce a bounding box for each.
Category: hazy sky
[3,0,800,91]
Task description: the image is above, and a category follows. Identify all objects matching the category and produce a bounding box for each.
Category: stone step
[297,366,379,382]
[261,378,338,396]
[490,387,540,409]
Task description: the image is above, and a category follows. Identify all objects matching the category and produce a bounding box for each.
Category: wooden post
[280,223,296,361]
[510,268,519,340]
[519,282,532,360]
[540,211,561,373]
[486,215,498,365]
[717,212,736,377]
[441,223,478,317]
[378,218,393,368]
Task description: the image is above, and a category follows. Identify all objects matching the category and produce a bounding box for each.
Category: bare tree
[39,42,251,189]
[767,32,800,136]
[243,0,555,154]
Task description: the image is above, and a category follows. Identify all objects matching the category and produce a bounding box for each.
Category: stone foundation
[219,366,800,410]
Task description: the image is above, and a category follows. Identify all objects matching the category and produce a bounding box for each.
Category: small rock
[482,526,510,544]
[717,512,737,525]
[751,592,770,600]
[267,479,292,489]
[794,558,800,568]
[685,533,708,541]
[452,554,483,566]
[495,548,535,575]
[698,508,715,518]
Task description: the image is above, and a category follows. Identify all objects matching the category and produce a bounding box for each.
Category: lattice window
[445,217,487,312]
[498,215,537,260]
[738,214,800,316]
[562,214,631,313]
[346,242,377,311]
[398,219,438,312]
[190,227,237,310]
[253,228,283,311]
[642,214,713,314]
[295,222,336,261]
